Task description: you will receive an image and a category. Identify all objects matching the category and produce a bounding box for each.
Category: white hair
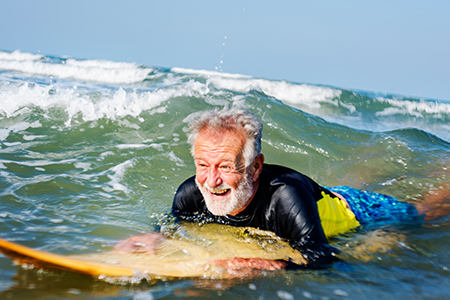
[187,108,262,166]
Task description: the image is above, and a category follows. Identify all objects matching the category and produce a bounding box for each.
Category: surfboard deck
[0,237,214,279]
[0,224,306,281]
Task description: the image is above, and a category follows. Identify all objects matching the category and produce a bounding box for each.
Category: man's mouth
[210,188,231,196]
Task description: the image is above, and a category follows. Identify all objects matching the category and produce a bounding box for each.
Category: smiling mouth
[210,188,231,196]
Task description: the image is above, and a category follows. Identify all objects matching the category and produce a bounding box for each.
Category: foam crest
[0,50,43,61]
[172,67,252,79]
[211,77,341,108]
[376,97,450,117]
[0,79,210,124]
[0,50,151,84]
[173,67,341,106]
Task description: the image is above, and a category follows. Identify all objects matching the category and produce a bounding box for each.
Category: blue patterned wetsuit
[328,186,419,227]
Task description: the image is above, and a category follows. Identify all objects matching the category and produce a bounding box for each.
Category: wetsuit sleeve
[270,182,338,267]
[172,176,205,218]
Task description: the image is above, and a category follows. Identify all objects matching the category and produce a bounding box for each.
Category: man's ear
[251,154,264,182]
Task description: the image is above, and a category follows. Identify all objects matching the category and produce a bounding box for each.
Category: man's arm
[113,232,166,255]
[272,183,339,267]
[212,257,288,271]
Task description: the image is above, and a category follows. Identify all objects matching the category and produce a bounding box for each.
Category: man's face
[193,128,255,216]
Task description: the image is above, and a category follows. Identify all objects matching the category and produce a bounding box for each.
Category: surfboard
[0,223,307,281]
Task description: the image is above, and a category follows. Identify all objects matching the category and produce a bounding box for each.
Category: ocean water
[0,50,449,299]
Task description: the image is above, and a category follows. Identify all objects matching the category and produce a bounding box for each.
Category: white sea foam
[375,97,450,118]
[99,151,115,159]
[0,129,10,141]
[22,135,47,141]
[173,67,342,108]
[74,162,92,172]
[277,290,294,300]
[116,144,150,149]
[172,67,252,79]
[104,159,134,193]
[0,121,42,141]
[0,50,151,84]
[167,151,184,166]
[0,50,44,61]
[133,291,154,300]
[0,79,210,125]
[0,158,76,167]
[211,77,342,108]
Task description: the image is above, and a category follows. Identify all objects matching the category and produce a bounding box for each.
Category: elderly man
[172,107,359,268]
[116,108,431,269]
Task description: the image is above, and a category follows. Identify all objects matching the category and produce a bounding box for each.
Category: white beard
[196,171,254,216]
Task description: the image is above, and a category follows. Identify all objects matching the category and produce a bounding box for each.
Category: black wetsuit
[172,164,338,266]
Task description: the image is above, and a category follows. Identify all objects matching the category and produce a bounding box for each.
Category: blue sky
[1,0,449,101]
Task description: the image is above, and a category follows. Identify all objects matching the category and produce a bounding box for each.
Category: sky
[1,0,449,101]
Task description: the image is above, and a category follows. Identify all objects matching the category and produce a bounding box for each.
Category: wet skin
[193,127,264,216]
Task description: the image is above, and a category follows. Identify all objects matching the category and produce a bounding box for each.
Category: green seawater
[1,51,449,299]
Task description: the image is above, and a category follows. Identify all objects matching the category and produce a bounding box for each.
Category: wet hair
[188,108,263,166]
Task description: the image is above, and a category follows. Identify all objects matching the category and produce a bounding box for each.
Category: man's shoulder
[262,164,317,186]
[176,175,197,191]
[172,176,204,213]
[261,163,325,205]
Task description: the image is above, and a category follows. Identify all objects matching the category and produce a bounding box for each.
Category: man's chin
[207,209,230,216]
[205,200,234,216]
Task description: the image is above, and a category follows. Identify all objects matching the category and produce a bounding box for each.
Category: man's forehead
[194,128,246,159]
[199,126,244,138]
[194,130,245,152]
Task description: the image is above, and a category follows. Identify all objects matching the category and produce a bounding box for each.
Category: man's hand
[212,257,288,271]
[113,232,166,255]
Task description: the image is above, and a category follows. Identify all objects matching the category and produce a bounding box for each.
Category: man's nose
[207,167,222,187]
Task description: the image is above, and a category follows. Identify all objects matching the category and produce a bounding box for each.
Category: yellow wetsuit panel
[317,191,360,238]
